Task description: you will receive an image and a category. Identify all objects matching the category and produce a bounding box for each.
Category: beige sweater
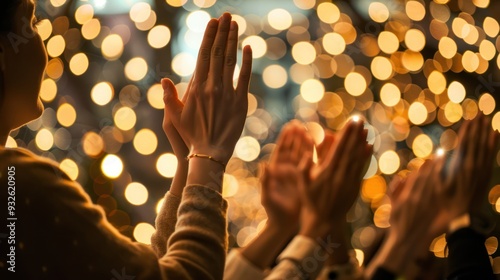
[0,147,227,279]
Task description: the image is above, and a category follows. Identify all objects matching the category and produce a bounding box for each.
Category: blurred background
[10,0,500,273]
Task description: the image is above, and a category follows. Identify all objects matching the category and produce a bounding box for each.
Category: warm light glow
[492,112,500,132]
[133,129,158,155]
[57,103,77,127]
[166,0,187,7]
[484,17,500,38]
[379,150,400,174]
[447,81,466,104]
[133,223,155,245]
[101,154,123,179]
[268,9,293,31]
[263,65,288,89]
[91,82,114,106]
[317,2,340,24]
[50,0,66,7]
[242,36,267,59]
[369,2,390,23]
[46,35,65,58]
[462,51,479,72]
[380,83,400,107]
[371,56,393,80]
[186,11,211,32]
[444,102,463,123]
[101,34,124,60]
[82,18,100,40]
[323,32,346,55]
[378,31,399,54]
[194,0,216,8]
[35,129,54,151]
[172,52,196,76]
[125,57,148,81]
[292,42,316,65]
[479,40,496,61]
[147,84,164,109]
[69,53,89,76]
[413,134,433,158]
[428,71,447,94]
[300,79,325,103]
[114,107,137,131]
[148,25,171,49]
[129,2,151,23]
[60,159,79,181]
[82,131,104,157]
[438,37,457,59]
[479,93,496,115]
[75,4,94,25]
[37,19,52,41]
[405,29,426,52]
[406,1,426,21]
[235,137,260,162]
[345,72,367,96]
[157,153,178,178]
[125,182,149,206]
[40,79,58,102]
[408,102,428,125]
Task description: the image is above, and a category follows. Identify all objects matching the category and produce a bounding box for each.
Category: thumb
[162,78,183,126]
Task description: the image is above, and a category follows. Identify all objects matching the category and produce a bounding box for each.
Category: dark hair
[0,0,23,34]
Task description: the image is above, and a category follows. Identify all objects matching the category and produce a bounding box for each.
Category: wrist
[186,157,224,193]
[377,232,417,274]
[191,146,233,165]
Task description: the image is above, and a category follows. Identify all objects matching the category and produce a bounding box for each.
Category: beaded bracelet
[186,153,226,169]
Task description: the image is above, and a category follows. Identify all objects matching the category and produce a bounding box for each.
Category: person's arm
[446,221,494,280]
[3,148,227,279]
[267,120,372,280]
[239,122,314,268]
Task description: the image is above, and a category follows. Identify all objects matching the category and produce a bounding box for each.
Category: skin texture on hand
[427,114,500,237]
[298,120,372,239]
[366,114,500,278]
[239,121,314,270]
[365,160,441,277]
[162,13,252,192]
[163,13,253,166]
[162,80,190,198]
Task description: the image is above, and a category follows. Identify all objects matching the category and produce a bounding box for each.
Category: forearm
[324,221,350,266]
[240,223,295,269]
[162,185,228,280]
[169,161,188,198]
[364,232,416,278]
[446,227,494,280]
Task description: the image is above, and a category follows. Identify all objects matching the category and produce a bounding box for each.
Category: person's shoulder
[0,146,71,184]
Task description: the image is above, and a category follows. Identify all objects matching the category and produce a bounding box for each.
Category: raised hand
[428,114,499,236]
[299,120,372,239]
[162,82,190,197]
[261,121,314,231]
[162,13,252,166]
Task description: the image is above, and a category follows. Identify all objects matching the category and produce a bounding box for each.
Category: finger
[322,121,355,172]
[209,13,232,85]
[162,78,184,128]
[449,120,471,176]
[389,175,406,201]
[291,127,307,164]
[181,78,193,104]
[318,132,335,164]
[476,116,490,169]
[337,121,365,175]
[223,21,238,88]
[194,19,219,83]
[273,123,296,164]
[236,45,253,98]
